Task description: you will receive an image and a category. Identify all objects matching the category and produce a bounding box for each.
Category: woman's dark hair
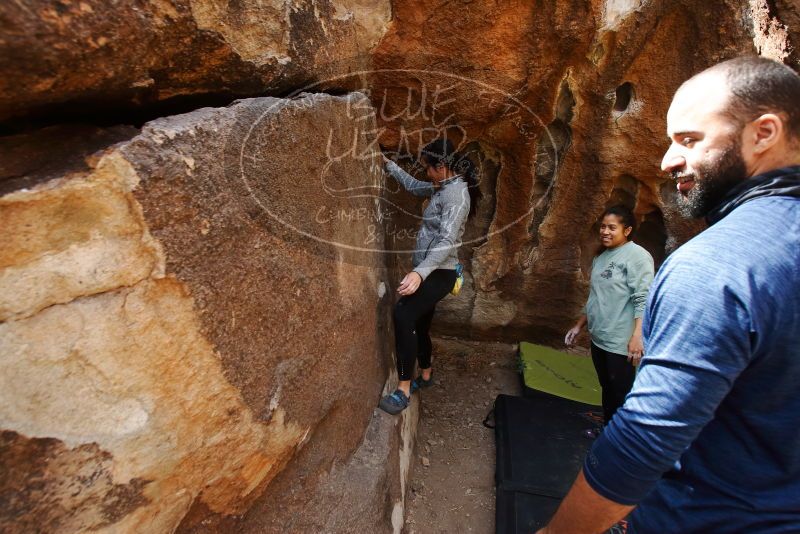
[602,205,636,239]
[420,138,481,219]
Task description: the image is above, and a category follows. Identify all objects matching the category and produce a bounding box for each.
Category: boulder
[0,93,410,532]
[0,0,391,121]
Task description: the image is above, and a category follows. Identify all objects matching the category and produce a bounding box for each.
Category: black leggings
[394,269,458,381]
[591,342,636,425]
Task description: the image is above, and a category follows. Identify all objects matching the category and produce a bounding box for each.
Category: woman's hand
[627,333,644,366]
[627,317,644,366]
[397,272,422,296]
[564,325,582,346]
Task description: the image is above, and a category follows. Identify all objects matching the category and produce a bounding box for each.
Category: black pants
[591,342,636,425]
[394,269,458,381]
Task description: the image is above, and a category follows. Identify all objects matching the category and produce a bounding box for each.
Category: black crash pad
[494,393,597,533]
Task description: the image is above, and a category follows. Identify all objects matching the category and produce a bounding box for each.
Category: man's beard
[676,137,748,219]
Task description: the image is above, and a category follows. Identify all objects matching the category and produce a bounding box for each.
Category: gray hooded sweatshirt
[385,160,470,280]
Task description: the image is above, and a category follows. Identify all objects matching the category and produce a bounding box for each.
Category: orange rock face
[371,0,798,344]
[0,0,391,121]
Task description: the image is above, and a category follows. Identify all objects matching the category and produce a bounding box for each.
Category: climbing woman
[378,138,480,415]
[564,205,654,437]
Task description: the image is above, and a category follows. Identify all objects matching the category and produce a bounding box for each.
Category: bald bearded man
[539,57,800,533]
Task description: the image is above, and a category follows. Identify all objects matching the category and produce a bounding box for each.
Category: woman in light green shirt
[565,205,654,437]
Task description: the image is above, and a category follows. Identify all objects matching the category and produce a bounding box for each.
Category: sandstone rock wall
[2,0,800,531]
[0,0,391,122]
[371,0,800,344]
[0,93,411,533]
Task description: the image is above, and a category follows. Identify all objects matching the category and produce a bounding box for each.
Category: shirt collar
[437,175,463,188]
[706,165,800,225]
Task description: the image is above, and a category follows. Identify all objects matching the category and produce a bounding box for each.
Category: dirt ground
[403,337,522,534]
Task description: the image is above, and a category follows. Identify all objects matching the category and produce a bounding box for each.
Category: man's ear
[624,226,632,237]
[749,113,785,155]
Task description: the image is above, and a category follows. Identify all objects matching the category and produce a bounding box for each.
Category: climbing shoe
[410,373,433,393]
[379,389,410,415]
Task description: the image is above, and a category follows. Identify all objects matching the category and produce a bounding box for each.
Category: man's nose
[661,146,685,173]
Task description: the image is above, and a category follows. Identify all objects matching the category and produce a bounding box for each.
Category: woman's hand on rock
[397,272,422,296]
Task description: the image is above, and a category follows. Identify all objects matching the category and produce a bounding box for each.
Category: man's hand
[627,333,644,366]
[398,272,422,296]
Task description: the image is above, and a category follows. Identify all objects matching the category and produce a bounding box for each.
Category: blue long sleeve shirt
[584,167,800,532]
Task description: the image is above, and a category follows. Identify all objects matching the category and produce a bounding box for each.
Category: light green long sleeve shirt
[584,241,654,355]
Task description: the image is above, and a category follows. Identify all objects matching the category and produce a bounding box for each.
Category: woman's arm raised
[385,159,435,197]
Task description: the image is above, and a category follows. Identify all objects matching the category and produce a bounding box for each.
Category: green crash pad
[519,342,601,406]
